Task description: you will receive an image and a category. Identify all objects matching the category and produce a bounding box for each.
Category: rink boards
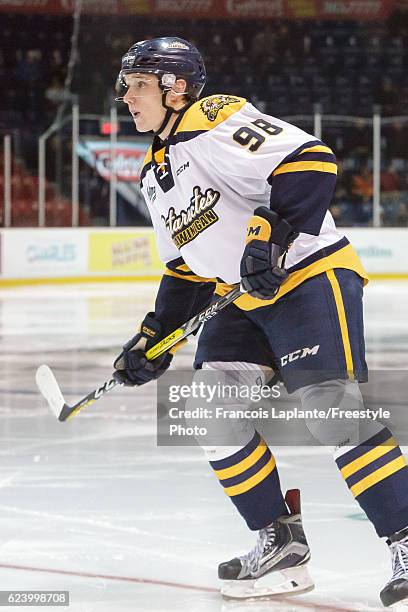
[0,227,408,286]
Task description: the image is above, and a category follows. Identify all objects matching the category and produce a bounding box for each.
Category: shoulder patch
[200,95,242,122]
[175,94,246,136]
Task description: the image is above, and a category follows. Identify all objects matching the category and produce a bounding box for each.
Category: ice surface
[0,281,406,611]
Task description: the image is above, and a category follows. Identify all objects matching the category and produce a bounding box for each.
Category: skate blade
[389,599,408,610]
[221,564,314,600]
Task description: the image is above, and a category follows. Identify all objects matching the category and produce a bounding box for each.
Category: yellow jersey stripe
[340,437,397,479]
[326,270,354,374]
[153,147,166,164]
[176,264,192,272]
[214,441,268,480]
[141,146,166,169]
[214,244,369,311]
[224,455,276,497]
[164,269,216,284]
[215,281,235,296]
[299,145,333,155]
[273,161,337,176]
[351,455,407,497]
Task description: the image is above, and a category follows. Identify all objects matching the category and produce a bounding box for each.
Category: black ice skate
[380,527,408,608]
[218,489,314,599]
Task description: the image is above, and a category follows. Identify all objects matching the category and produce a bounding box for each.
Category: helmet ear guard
[160,73,177,89]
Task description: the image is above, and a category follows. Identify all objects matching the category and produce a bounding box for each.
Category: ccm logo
[198,304,218,322]
[95,379,116,398]
[281,345,320,367]
[247,225,261,237]
[176,161,190,176]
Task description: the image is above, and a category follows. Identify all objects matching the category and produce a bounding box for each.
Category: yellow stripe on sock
[213,440,268,480]
[273,161,337,176]
[351,455,407,497]
[223,455,276,497]
[326,270,354,375]
[341,437,397,479]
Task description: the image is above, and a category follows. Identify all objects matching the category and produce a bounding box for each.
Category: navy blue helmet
[116,37,206,101]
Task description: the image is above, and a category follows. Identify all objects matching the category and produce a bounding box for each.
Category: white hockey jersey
[140,95,367,309]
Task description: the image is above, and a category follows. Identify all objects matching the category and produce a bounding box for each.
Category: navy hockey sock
[209,431,287,530]
[334,427,408,537]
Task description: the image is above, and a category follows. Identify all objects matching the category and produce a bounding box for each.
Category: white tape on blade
[35,365,65,418]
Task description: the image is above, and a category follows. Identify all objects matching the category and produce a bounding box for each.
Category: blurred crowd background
[1,8,408,227]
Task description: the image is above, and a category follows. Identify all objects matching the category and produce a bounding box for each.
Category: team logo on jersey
[162,186,220,248]
[200,95,241,122]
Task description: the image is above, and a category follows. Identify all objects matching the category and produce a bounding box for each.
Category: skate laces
[241,524,277,576]
[390,536,408,580]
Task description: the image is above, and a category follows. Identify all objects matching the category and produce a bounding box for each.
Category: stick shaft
[146,285,242,360]
[58,286,242,421]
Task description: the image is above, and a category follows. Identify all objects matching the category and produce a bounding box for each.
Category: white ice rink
[1,280,408,612]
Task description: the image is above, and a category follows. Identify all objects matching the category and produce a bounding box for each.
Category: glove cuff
[253,206,299,249]
[122,312,163,352]
[139,312,162,343]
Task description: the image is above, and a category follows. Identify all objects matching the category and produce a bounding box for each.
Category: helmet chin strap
[154,91,193,137]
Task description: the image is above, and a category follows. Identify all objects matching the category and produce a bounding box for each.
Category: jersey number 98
[233,119,283,152]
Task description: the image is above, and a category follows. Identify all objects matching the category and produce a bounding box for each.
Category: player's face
[122,74,165,133]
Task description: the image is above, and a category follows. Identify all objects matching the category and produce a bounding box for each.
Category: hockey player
[113,37,408,606]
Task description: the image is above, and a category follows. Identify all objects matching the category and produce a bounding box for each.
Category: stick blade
[35,365,66,419]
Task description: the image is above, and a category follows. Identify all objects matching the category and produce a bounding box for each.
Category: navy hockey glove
[240,206,298,300]
[113,312,185,386]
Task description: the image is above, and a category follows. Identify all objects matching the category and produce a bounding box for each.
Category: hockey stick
[35,285,242,422]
